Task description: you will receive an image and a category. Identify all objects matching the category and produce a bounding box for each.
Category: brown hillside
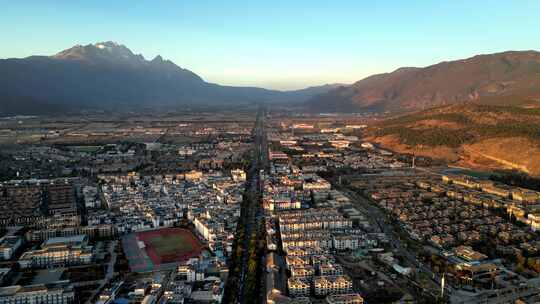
[365,104,540,176]
[310,51,540,112]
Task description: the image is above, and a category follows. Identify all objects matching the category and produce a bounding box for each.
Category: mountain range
[0,42,342,115]
[2,43,540,115]
[309,50,540,112]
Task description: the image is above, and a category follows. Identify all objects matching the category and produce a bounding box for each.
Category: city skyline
[2,1,540,89]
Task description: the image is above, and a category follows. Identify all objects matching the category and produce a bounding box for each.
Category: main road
[225,106,267,304]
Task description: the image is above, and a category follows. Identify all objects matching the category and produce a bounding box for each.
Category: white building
[193,217,217,246]
[230,169,246,182]
[314,275,353,296]
[0,283,75,304]
[18,235,93,269]
[332,235,360,251]
[287,278,310,297]
[0,236,23,260]
[528,213,540,231]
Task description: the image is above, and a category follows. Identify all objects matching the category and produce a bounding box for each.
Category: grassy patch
[146,234,195,256]
[67,145,102,153]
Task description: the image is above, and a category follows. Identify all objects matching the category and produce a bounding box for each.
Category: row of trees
[222,196,248,303]
[490,171,540,192]
[244,219,265,302]
[222,175,265,303]
[375,126,474,148]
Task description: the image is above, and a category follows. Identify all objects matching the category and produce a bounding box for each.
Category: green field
[136,228,202,265]
[146,234,194,256]
[68,145,102,153]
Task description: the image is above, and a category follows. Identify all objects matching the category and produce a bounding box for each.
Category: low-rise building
[326,293,364,304]
[512,189,540,203]
[288,278,310,297]
[290,265,315,279]
[0,236,22,260]
[528,213,540,231]
[18,235,93,268]
[332,235,360,251]
[0,282,75,304]
[319,263,344,276]
[230,169,246,182]
[314,275,353,296]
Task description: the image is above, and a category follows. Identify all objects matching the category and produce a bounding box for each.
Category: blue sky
[1,1,539,89]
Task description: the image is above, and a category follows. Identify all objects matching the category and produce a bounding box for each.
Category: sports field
[122,228,203,272]
[146,234,194,256]
[138,228,202,264]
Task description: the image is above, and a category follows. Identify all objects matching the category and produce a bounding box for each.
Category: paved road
[85,240,118,304]
[336,185,447,300]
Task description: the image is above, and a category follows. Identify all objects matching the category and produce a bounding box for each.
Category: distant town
[0,107,538,304]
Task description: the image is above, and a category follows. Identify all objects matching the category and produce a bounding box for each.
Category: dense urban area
[1,107,540,304]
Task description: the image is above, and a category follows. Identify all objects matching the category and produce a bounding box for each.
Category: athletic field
[122,228,203,272]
